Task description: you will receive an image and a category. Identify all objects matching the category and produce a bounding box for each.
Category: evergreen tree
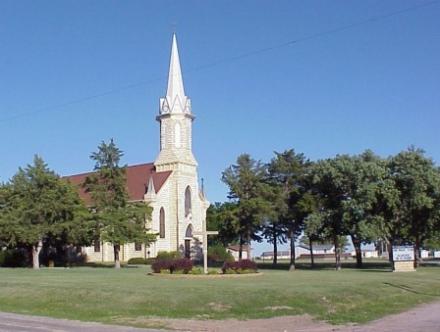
[83,139,156,268]
[222,154,270,260]
[264,150,311,268]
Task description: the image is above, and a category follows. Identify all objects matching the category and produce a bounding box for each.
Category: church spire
[167,33,185,100]
[160,34,191,114]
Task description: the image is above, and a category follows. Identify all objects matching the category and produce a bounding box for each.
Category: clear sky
[1,1,439,254]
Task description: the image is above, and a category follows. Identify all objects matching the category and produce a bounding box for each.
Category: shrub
[222,259,257,274]
[151,259,172,273]
[152,257,193,274]
[208,244,234,263]
[0,248,29,267]
[171,258,193,274]
[156,251,181,261]
[127,257,155,265]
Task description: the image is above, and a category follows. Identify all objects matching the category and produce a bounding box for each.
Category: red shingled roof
[64,163,172,204]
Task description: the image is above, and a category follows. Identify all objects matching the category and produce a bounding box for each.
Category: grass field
[0,263,439,328]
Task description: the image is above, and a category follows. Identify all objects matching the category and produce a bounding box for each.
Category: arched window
[174,123,181,148]
[185,224,193,238]
[159,207,165,239]
[184,186,192,217]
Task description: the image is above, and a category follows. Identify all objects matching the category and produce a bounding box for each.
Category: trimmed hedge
[222,259,258,274]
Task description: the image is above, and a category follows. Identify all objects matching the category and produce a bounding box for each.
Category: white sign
[393,246,414,262]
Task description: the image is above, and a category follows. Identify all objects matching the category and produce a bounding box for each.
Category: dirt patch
[157,301,440,331]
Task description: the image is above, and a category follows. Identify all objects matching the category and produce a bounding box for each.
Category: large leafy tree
[309,155,352,270]
[0,156,91,269]
[222,154,270,260]
[340,151,384,268]
[387,148,440,267]
[83,139,156,268]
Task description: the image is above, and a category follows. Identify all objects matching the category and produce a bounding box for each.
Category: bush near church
[155,251,181,261]
[127,257,155,265]
[152,257,193,274]
[208,244,234,264]
[222,259,258,274]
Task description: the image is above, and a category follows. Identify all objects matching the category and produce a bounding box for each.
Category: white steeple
[155,33,197,169]
[160,33,191,114]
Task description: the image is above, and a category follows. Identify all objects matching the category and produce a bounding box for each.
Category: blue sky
[1,1,439,254]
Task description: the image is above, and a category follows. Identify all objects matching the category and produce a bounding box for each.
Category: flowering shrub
[151,259,172,273]
[152,258,193,274]
[171,258,193,274]
[222,259,257,274]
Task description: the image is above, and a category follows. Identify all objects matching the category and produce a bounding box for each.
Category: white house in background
[350,249,379,258]
[227,245,251,260]
[298,244,335,255]
[259,244,335,260]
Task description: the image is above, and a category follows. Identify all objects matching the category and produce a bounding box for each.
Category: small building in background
[227,245,252,260]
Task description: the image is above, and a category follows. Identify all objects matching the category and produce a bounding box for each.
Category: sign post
[392,245,415,272]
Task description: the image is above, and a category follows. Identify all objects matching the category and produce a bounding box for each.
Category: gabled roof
[227,244,252,252]
[64,163,172,204]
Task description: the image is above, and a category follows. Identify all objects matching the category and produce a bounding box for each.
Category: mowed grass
[0,263,439,328]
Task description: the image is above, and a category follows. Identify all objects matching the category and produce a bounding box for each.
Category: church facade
[67,34,210,262]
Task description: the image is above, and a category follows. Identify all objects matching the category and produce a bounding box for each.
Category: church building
[67,34,210,262]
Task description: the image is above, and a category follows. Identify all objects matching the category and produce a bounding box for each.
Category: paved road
[0,312,164,332]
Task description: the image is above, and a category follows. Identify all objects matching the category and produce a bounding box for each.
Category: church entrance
[184,239,191,258]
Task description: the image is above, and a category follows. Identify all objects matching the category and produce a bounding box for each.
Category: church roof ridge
[64,162,172,204]
[63,162,157,179]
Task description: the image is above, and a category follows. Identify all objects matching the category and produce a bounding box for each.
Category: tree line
[0,140,156,269]
[207,147,440,270]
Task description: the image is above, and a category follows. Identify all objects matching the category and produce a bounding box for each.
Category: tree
[0,156,91,269]
[206,202,239,247]
[83,139,156,268]
[309,156,352,270]
[265,149,311,269]
[340,151,384,268]
[222,154,270,260]
[387,148,440,267]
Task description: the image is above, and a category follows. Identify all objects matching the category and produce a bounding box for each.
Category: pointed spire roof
[147,175,156,195]
[166,33,185,100]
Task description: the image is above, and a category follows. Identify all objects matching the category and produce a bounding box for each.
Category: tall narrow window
[159,207,165,238]
[94,240,101,253]
[174,123,181,148]
[185,186,192,217]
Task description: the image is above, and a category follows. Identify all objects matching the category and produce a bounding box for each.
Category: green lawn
[0,264,439,328]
